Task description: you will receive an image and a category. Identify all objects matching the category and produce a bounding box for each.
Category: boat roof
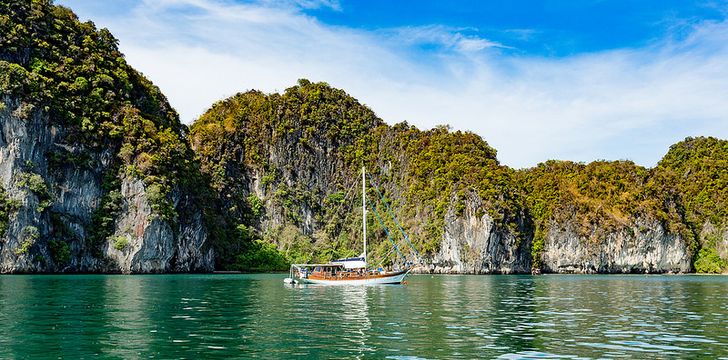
[332,256,365,262]
[291,263,345,268]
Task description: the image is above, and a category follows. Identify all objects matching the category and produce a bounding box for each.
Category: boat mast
[362,166,367,266]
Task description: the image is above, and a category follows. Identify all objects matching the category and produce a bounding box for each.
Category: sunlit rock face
[425,193,531,274]
[541,217,691,274]
[0,98,213,274]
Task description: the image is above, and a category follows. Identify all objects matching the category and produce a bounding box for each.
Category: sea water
[0,274,726,359]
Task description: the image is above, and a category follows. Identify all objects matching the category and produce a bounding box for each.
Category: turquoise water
[1,274,727,359]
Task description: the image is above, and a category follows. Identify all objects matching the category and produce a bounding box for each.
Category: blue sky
[58,0,728,168]
[309,0,724,54]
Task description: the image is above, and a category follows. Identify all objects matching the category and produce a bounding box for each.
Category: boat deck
[307,269,407,281]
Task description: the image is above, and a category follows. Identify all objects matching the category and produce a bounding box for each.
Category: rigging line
[367,174,421,258]
[367,199,405,261]
[376,246,397,269]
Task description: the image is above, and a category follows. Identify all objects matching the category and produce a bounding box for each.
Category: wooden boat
[284,167,413,285]
[288,262,409,285]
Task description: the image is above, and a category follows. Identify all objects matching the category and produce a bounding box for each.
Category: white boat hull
[296,271,408,285]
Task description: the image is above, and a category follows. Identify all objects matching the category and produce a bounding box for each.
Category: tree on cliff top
[0,0,225,264]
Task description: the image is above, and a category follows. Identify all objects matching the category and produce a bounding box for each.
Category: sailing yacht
[284,167,412,285]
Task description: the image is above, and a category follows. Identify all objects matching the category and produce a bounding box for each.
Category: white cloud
[389,25,509,53]
[59,0,728,168]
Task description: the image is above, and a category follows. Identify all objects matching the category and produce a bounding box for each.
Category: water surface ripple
[0,274,727,359]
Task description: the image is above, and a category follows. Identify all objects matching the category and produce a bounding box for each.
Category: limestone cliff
[540,217,691,273]
[0,1,214,273]
[0,95,213,273]
[2,2,725,274]
[426,192,531,274]
[191,81,726,274]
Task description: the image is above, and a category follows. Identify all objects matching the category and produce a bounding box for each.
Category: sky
[58,0,728,168]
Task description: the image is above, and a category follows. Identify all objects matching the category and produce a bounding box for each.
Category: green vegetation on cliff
[2,1,726,273]
[520,160,688,269]
[656,137,728,272]
[191,80,385,269]
[657,137,728,228]
[1,0,222,261]
[192,80,727,273]
[0,185,21,236]
[520,137,728,272]
[191,80,527,269]
[381,124,523,254]
[1,0,192,219]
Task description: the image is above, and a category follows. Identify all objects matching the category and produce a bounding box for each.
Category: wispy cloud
[391,25,510,53]
[59,0,728,168]
[283,0,342,11]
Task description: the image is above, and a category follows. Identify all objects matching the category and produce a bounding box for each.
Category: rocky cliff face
[0,1,214,273]
[541,217,691,273]
[714,226,728,260]
[0,97,213,273]
[104,177,213,273]
[3,2,724,274]
[424,192,531,274]
[421,209,692,275]
[2,89,697,274]
[192,82,727,274]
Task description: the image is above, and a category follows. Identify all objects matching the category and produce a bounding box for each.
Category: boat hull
[297,270,408,285]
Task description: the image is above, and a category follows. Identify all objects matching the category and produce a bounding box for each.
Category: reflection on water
[0,274,727,358]
[340,285,371,357]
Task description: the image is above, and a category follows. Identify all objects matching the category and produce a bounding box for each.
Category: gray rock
[0,97,213,273]
[424,192,531,274]
[541,217,691,273]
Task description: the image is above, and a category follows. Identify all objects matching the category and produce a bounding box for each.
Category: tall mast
[362,166,367,265]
